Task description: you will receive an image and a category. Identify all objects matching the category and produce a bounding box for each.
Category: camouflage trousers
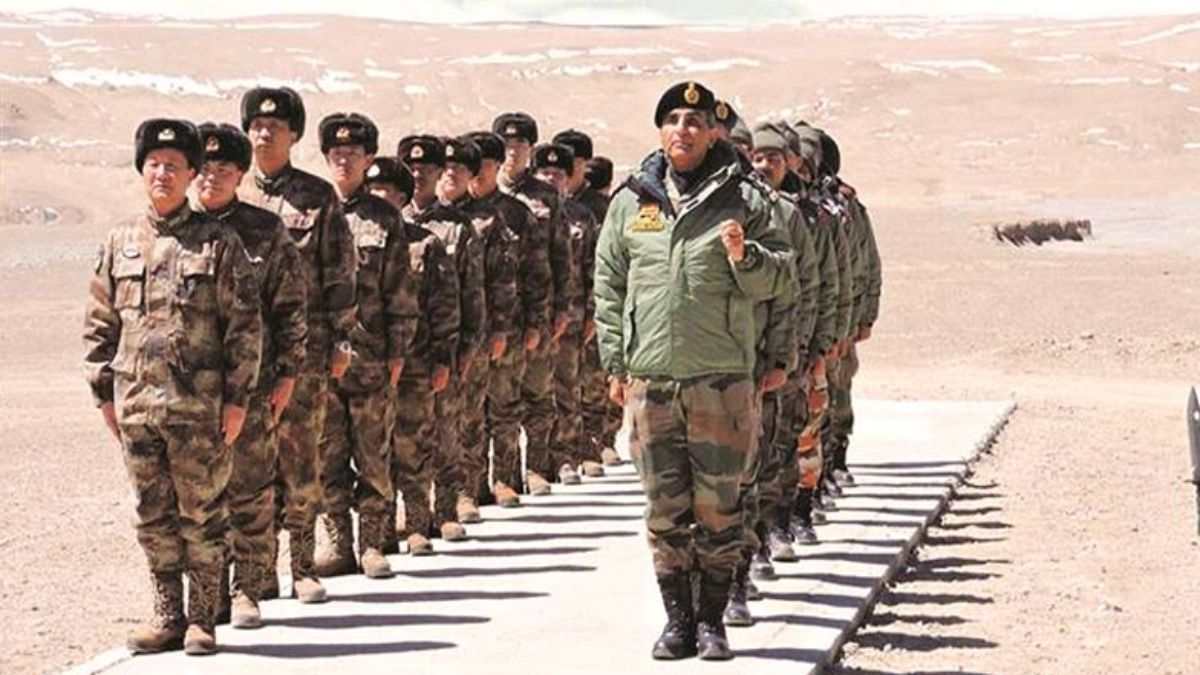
[119,420,231,580]
[626,374,757,578]
[487,346,527,490]
[459,353,492,501]
[549,329,583,471]
[275,373,327,578]
[740,383,802,553]
[226,391,277,600]
[320,383,394,527]
[522,338,557,480]
[391,369,463,536]
[580,339,621,459]
[824,344,860,472]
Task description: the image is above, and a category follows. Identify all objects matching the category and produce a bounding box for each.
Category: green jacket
[593,141,794,380]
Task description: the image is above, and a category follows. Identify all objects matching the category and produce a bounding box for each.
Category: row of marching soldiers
[82,85,622,656]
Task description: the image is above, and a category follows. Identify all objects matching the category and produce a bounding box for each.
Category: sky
[2,0,1197,24]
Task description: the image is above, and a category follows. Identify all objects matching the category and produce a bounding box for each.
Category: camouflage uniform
[84,203,262,631]
[815,182,856,491]
[390,217,462,539]
[482,188,553,491]
[204,199,306,604]
[320,188,417,557]
[454,193,519,500]
[498,170,572,486]
[549,197,596,475]
[240,164,357,587]
[573,186,621,461]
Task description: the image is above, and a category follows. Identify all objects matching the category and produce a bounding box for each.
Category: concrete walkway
[67,398,1014,675]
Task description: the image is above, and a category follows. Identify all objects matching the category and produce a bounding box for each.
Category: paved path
[67,398,1013,675]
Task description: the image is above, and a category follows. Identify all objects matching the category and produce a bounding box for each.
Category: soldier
[238,87,357,604]
[437,135,519,520]
[593,82,794,661]
[314,113,418,579]
[193,122,306,629]
[553,129,618,474]
[85,119,262,655]
[584,156,614,197]
[364,156,414,212]
[465,130,554,508]
[493,112,573,495]
[398,134,483,546]
[532,142,593,485]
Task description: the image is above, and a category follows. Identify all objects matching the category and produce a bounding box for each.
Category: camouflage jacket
[240,163,357,374]
[340,188,419,392]
[83,203,262,426]
[792,190,844,357]
[401,220,461,373]
[456,193,520,342]
[838,181,882,327]
[403,199,485,366]
[499,170,573,325]
[204,198,307,392]
[560,197,598,327]
[761,194,820,376]
[571,184,611,229]
[477,187,552,335]
[810,187,854,343]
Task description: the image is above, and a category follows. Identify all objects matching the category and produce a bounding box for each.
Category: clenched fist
[719,219,746,262]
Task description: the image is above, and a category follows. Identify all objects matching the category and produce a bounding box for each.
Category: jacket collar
[624,139,740,215]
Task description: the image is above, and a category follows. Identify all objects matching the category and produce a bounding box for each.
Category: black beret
[654,80,716,127]
[714,99,739,131]
[492,112,538,143]
[551,129,593,160]
[364,157,414,196]
[465,131,505,163]
[134,118,202,173]
[816,129,841,176]
[197,122,251,171]
[532,143,574,173]
[584,156,613,191]
[240,87,306,140]
[396,134,445,167]
[318,112,379,155]
[444,136,482,175]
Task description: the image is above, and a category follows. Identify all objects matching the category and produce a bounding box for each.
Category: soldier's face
[247,117,297,164]
[534,167,568,195]
[795,161,814,184]
[503,138,532,171]
[785,149,801,173]
[471,158,500,195]
[142,148,195,205]
[325,145,373,187]
[660,109,714,172]
[751,149,788,190]
[410,162,442,201]
[440,161,473,201]
[368,183,409,211]
[195,160,244,209]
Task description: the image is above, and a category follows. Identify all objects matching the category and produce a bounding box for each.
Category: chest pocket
[352,221,387,271]
[112,255,146,313]
[283,209,318,251]
[177,245,218,311]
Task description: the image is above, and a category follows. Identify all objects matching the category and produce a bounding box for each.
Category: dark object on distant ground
[1188,386,1200,535]
[992,219,1093,246]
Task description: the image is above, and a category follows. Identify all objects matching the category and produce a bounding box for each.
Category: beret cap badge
[715,101,729,121]
[260,98,277,113]
[683,82,700,105]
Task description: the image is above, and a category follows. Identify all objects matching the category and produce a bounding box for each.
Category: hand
[489,334,507,361]
[607,377,626,407]
[856,324,872,342]
[583,319,596,344]
[459,350,475,383]
[808,387,829,415]
[552,313,569,343]
[760,368,787,393]
[810,356,827,381]
[388,358,405,388]
[524,328,541,352]
[269,376,296,424]
[330,342,352,380]
[100,402,120,441]
[431,365,450,393]
[719,219,746,262]
[222,404,247,445]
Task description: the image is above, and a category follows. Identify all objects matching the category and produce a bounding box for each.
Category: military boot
[749,547,775,581]
[723,563,754,627]
[493,481,521,508]
[382,500,401,555]
[525,470,552,495]
[314,511,357,578]
[289,525,328,604]
[126,572,186,654]
[651,571,697,660]
[456,495,482,524]
[745,575,762,601]
[696,572,735,661]
[407,532,434,556]
[184,569,220,656]
[600,446,621,466]
[557,463,581,485]
[230,562,264,629]
[580,460,605,478]
[358,515,393,579]
[832,437,856,485]
[439,520,467,542]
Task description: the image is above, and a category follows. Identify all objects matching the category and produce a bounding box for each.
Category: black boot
[791,489,820,545]
[723,563,754,627]
[696,571,735,660]
[833,436,856,485]
[652,572,697,660]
